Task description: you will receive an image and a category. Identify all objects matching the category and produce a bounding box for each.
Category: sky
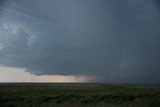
[0,0,160,83]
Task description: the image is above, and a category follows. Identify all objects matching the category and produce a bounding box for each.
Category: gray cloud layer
[0,0,160,83]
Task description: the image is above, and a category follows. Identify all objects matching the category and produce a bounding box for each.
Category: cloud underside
[0,66,92,82]
[0,0,160,83]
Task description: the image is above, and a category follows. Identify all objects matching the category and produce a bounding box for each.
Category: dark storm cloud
[0,0,160,83]
[0,0,7,15]
[0,0,5,6]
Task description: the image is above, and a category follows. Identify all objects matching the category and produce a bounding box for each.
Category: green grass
[0,83,160,107]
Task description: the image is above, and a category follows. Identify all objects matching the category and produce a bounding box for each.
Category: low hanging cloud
[0,0,160,83]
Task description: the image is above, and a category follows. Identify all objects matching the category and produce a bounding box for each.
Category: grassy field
[0,83,160,107]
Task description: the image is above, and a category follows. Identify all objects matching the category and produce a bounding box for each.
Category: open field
[0,83,160,107]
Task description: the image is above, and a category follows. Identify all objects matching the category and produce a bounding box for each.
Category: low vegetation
[0,83,160,107]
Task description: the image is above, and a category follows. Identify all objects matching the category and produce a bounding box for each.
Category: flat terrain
[0,83,160,107]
